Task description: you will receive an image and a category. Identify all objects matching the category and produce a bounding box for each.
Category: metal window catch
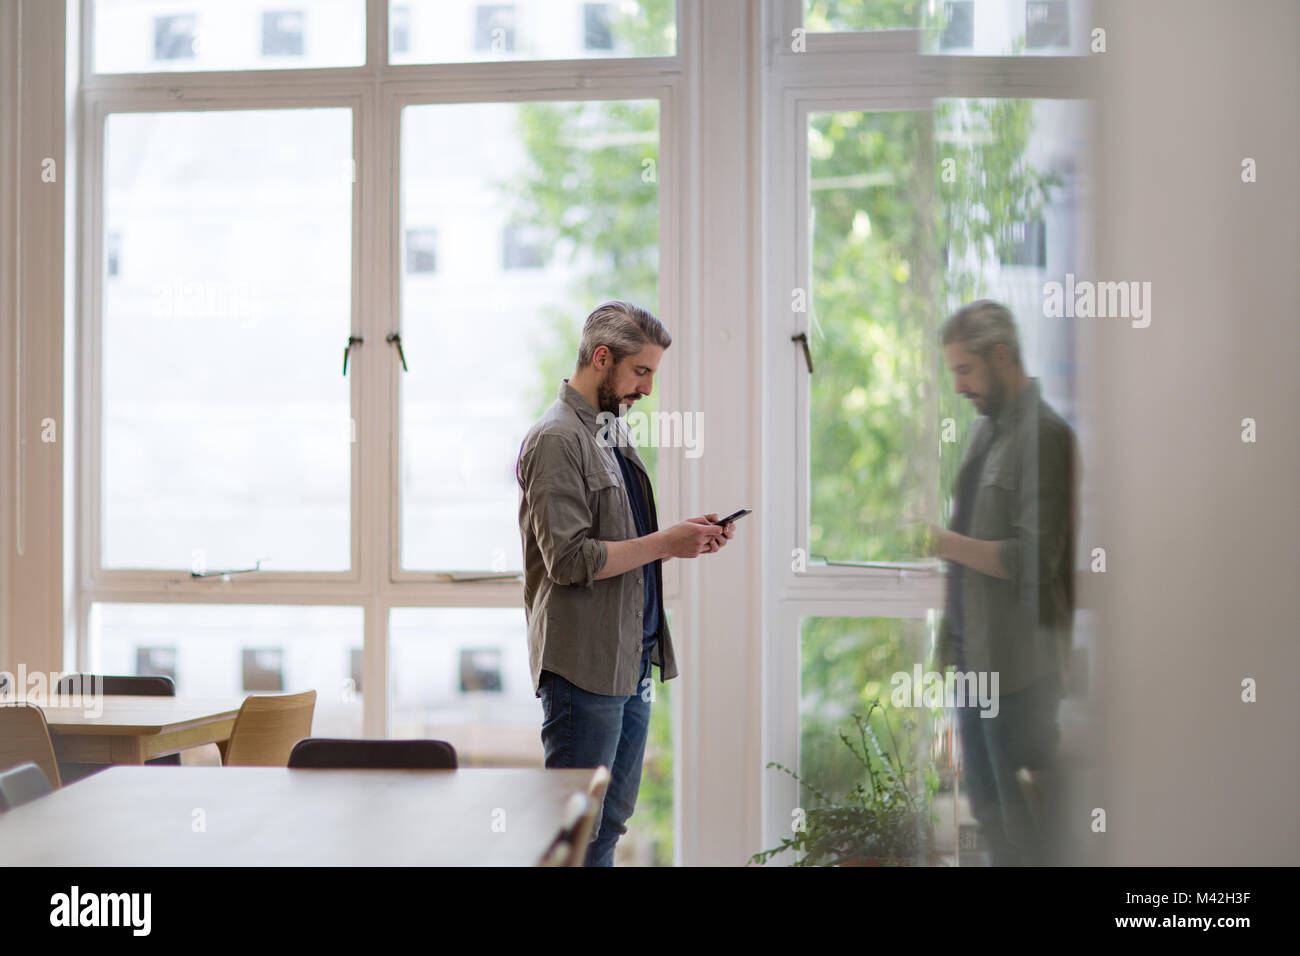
[792,332,814,374]
[342,335,363,375]
[386,332,408,372]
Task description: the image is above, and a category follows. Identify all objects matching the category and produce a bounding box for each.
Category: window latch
[792,332,814,374]
[342,335,363,376]
[387,332,408,372]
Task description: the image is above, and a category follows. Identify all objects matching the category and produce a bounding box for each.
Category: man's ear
[592,345,611,370]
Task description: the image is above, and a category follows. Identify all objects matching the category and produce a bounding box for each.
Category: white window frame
[759,0,1094,856]
[71,0,690,776]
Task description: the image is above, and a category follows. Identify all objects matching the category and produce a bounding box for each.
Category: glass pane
[803,0,1092,56]
[88,603,365,738]
[389,0,675,63]
[399,99,659,572]
[806,109,937,562]
[389,607,540,765]
[805,100,1086,562]
[390,606,673,864]
[936,98,1088,425]
[795,616,945,865]
[93,0,367,73]
[102,109,353,572]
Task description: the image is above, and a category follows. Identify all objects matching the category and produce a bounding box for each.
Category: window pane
[93,0,366,73]
[88,603,365,737]
[390,606,673,864]
[803,0,1091,56]
[805,101,1086,562]
[388,0,675,63]
[806,110,936,562]
[399,99,659,572]
[102,109,353,572]
[389,607,540,765]
[798,616,948,864]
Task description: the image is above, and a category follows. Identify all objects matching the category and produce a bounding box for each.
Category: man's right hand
[662,518,726,558]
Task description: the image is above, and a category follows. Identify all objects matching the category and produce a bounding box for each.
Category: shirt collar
[560,379,601,429]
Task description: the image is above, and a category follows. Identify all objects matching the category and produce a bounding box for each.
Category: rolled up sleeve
[520,433,608,588]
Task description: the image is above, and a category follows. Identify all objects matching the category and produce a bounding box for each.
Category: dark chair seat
[0,762,54,811]
[55,674,182,776]
[288,738,458,770]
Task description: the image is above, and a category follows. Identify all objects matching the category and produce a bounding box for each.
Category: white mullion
[359,28,389,736]
[79,95,106,652]
[80,61,680,98]
[655,76,681,603]
[365,0,385,78]
[82,585,375,606]
[381,85,402,593]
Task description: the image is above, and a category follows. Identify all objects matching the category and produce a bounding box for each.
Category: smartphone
[714,509,752,526]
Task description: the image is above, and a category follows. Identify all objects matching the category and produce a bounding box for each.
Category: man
[928,299,1078,866]
[516,300,736,866]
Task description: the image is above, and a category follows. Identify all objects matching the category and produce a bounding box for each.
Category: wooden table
[0,766,595,866]
[34,695,244,765]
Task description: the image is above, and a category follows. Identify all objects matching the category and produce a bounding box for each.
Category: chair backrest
[0,704,62,788]
[538,793,594,867]
[0,762,55,812]
[288,737,457,769]
[222,690,317,767]
[56,674,176,697]
[538,765,612,867]
[587,765,611,803]
[569,765,611,865]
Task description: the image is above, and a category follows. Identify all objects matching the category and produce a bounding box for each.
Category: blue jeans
[538,643,655,867]
[955,671,1061,866]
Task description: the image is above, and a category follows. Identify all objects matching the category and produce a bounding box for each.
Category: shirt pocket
[973,459,1018,539]
[585,467,631,541]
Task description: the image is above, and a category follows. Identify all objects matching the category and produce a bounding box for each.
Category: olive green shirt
[516,381,675,697]
[937,379,1078,695]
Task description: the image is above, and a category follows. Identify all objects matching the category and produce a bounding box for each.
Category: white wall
[1087,0,1300,863]
[0,0,67,683]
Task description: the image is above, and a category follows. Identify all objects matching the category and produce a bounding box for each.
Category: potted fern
[750,699,941,867]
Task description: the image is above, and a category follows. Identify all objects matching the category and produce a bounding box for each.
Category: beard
[980,371,1008,419]
[596,365,636,416]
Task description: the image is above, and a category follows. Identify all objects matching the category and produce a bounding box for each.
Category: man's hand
[663,518,726,558]
[696,514,736,554]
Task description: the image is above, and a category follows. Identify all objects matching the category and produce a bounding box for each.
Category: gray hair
[940,299,1022,367]
[576,301,671,368]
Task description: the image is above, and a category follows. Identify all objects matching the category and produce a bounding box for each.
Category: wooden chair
[0,704,62,789]
[537,765,611,867]
[0,762,55,811]
[219,690,317,767]
[288,738,457,770]
[538,793,594,867]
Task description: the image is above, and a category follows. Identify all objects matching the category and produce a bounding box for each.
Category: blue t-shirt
[613,448,660,645]
[945,422,998,668]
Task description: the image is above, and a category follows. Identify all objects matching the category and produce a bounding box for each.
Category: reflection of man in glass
[929,300,1077,866]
